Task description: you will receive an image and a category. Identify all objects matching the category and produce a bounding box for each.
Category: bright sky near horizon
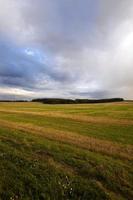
[0,0,133,100]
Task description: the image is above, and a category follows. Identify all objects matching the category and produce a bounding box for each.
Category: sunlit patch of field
[0,102,133,199]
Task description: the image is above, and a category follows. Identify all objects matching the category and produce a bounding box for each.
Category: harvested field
[0,102,133,199]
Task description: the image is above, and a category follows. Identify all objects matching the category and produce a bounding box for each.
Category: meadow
[0,102,133,200]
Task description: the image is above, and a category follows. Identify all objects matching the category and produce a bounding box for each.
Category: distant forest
[0,98,124,104]
[32,98,124,104]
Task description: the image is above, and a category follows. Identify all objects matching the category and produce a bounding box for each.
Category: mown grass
[0,102,133,200]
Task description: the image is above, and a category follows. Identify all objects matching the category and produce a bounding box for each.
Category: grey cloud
[0,37,74,92]
[0,0,133,99]
[70,90,111,99]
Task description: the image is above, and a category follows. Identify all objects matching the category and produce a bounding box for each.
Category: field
[0,102,133,200]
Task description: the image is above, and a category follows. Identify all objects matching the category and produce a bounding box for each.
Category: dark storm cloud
[0,37,73,92]
[0,0,133,99]
[0,39,41,89]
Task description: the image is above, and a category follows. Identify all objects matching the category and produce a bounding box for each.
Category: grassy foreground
[0,102,133,200]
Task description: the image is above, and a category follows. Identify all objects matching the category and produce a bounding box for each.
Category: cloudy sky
[0,0,133,100]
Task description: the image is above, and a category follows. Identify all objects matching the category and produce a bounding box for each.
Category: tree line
[32,98,124,104]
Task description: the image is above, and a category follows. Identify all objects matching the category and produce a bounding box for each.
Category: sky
[0,0,133,100]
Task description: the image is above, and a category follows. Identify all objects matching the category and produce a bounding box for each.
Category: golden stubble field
[0,102,133,200]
